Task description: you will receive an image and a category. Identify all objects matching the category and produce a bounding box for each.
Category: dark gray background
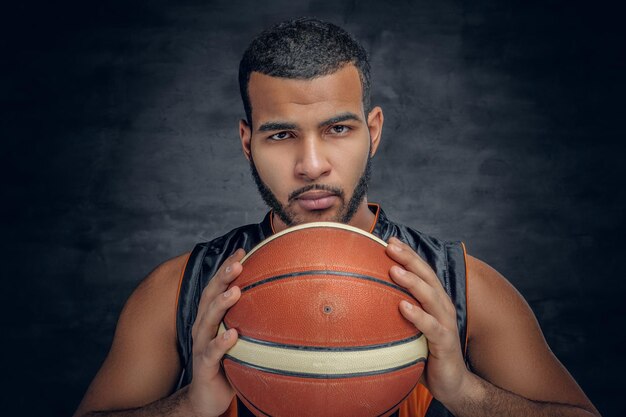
[2,0,625,416]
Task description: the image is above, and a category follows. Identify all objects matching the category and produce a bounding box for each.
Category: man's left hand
[385,236,470,406]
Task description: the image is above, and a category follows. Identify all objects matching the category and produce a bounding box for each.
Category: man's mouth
[294,190,338,211]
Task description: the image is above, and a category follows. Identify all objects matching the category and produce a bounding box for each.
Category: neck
[271,199,376,234]
[347,198,377,232]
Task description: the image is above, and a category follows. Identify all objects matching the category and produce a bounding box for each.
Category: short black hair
[238,17,371,126]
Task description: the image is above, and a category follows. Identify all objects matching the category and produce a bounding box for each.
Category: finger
[386,238,441,288]
[210,248,246,291]
[197,327,239,378]
[192,286,241,349]
[194,249,245,346]
[390,265,453,323]
[198,249,246,312]
[399,300,457,348]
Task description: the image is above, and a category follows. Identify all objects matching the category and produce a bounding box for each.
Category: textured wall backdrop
[2,0,624,416]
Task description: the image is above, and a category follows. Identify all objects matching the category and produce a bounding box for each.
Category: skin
[73,65,601,417]
[240,66,382,231]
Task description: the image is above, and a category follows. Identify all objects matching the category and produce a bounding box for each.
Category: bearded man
[74,18,600,417]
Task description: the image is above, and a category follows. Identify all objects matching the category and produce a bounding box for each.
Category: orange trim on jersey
[399,383,434,417]
[220,397,238,417]
[269,209,276,234]
[461,241,470,356]
[368,202,381,234]
[174,252,193,331]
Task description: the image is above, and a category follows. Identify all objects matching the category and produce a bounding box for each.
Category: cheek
[334,140,370,182]
[253,147,292,196]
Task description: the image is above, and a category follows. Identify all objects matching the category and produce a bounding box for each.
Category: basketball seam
[223,322,423,351]
[240,269,412,297]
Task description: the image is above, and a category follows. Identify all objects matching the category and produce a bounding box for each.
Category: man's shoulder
[465,254,533,343]
[465,254,522,306]
[137,219,259,296]
[135,215,269,300]
[130,252,191,308]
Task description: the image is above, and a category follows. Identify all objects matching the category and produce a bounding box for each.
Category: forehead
[248,65,364,127]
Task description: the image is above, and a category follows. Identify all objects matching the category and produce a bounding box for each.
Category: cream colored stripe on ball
[218,323,427,377]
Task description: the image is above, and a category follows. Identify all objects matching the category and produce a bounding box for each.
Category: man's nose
[295,136,332,181]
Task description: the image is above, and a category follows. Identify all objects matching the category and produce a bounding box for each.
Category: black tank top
[176,204,468,417]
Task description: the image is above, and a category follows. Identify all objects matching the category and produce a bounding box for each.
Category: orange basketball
[220,222,428,417]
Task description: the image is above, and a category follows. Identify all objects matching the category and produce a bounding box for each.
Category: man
[74,18,600,417]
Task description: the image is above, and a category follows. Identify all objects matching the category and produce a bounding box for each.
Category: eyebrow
[257,112,363,133]
[318,112,362,128]
[257,121,298,132]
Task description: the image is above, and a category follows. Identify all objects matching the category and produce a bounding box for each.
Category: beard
[249,154,372,227]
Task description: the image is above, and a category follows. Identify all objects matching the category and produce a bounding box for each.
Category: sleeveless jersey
[176,204,469,417]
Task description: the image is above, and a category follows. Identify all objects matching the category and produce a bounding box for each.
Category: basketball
[220,222,428,417]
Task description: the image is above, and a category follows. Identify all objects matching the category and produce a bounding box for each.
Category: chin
[288,208,342,225]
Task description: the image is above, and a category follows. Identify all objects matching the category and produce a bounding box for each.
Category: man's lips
[294,191,338,211]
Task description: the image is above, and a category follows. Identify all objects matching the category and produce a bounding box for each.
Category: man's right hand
[185,249,245,417]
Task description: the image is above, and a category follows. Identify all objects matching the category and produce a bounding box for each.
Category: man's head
[239,18,371,128]
[238,19,383,230]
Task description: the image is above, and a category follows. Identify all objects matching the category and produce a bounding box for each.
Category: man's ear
[367,106,384,157]
[239,119,252,161]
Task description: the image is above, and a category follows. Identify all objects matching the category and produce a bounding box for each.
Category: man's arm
[450,255,601,416]
[73,250,246,417]
[385,237,601,417]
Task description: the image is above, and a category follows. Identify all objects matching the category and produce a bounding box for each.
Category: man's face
[239,65,383,227]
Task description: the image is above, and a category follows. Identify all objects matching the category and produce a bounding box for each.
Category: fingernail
[401,300,413,310]
[225,266,232,274]
[223,329,232,339]
[390,244,401,252]
[223,288,232,297]
[393,265,406,275]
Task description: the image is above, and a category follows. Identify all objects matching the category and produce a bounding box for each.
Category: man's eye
[269,132,291,140]
[330,125,350,135]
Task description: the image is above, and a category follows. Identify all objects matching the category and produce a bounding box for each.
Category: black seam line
[239,394,272,417]
[223,322,423,351]
[226,375,272,417]
[376,377,421,417]
[241,269,412,296]
[228,368,421,417]
[223,355,426,379]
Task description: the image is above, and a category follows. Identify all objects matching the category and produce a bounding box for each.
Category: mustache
[288,184,344,202]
